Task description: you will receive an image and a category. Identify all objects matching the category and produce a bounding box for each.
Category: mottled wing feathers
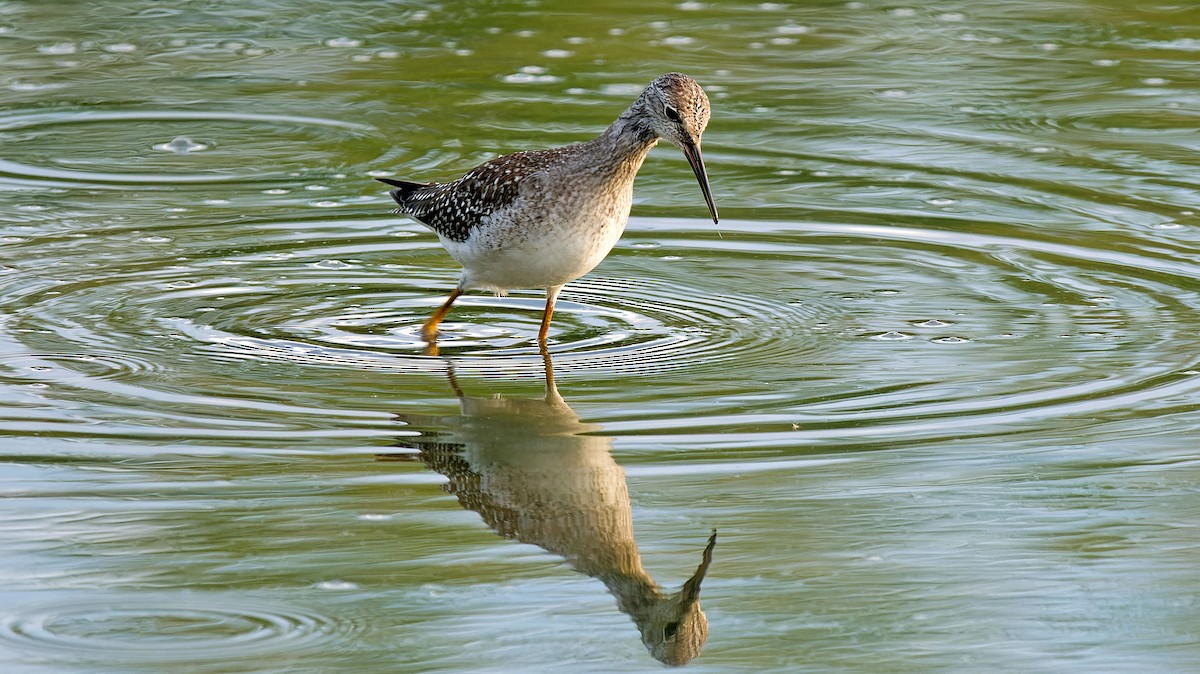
[377,147,574,243]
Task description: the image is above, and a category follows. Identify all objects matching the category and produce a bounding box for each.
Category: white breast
[445,172,635,292]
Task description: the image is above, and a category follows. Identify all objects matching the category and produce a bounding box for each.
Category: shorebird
[376,72,717,345]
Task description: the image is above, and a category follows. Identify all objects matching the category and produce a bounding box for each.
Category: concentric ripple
[0,109,380,186]
[187,272,823,378]
[0,595,346,664]
[4,206,1199,445]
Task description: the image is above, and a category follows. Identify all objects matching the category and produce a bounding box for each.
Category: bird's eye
[664,105,682,123]
[663,621,680,641]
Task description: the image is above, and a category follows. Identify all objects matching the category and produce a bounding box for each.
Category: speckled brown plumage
[379,149,574,244]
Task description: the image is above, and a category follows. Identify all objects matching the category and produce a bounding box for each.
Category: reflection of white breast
[452,396,639,567]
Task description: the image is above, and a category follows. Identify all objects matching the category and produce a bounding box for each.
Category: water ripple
[4,208,1198,446]
[0,109,379,186]
[0,595,348,664]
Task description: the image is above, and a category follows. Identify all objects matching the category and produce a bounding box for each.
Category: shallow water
[3,0,1200,671]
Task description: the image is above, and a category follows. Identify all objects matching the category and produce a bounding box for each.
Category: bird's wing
[383,150,561,243]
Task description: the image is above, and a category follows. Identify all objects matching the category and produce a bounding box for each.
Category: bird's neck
[592,102,659,178]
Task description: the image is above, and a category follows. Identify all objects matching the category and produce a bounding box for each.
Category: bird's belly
[445,205,629,291]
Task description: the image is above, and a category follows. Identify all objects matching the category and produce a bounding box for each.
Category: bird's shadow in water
[387,348,716,666]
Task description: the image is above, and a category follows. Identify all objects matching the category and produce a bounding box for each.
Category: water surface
[2,1,1200,672]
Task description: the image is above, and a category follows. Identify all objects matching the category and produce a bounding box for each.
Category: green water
[3,1,1200,672]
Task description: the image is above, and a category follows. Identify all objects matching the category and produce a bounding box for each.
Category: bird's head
[640,73,718,224]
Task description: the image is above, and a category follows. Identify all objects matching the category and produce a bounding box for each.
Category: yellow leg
[538,285,562,343]
[423,287,463,344]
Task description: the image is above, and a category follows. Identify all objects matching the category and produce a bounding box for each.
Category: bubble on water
[241,47,268,56]
[938,12,965,21]
[377,50,399,59]
[872,331,913,341]
[1152,222,1182,230]
[776,24,811,34]
[926,198,957,206]
[662,36,696,46]
[139,236,172,243]
[602,83,644,96]
[932,336,970,344]
[504,67,560,84]
[515,30,536,38]
[357,513,393,521]
[104,43,137,53]
[608,28,625,36]
[311,200,341,208]
[565,87,586,95]
[566,37,590,45]
[662,255,683,261]
[881,89,911,98]
[678,1,705,9]
[9,81,67,92]
[312,259,352,270]
[542,49,573,58]
[38,42,77,55]
[914,319,950,328]
[769,37,796,46]
[1030,146,1052,153]
[16,204,50,212]
[202,198,230,205]
[314,580,359,591]
[324,37,362,48]
[263,188,290,195]
[890,7,916,17]
[304,185,329,191]
[1141,77,1168,86]
[1092,59,1119,67]
[1041,43,1060,51]
[153,136,209,154]
[453,49,473,56]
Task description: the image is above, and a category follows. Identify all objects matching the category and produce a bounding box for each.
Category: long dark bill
[681,139,719,224]
[679,530,718,604]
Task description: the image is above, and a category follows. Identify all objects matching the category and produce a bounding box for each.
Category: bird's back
[379,144,584,244]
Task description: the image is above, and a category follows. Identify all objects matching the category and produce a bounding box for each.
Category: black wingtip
[374,177,430,207]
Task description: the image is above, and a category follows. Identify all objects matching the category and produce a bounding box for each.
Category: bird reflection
[395,349,716,665]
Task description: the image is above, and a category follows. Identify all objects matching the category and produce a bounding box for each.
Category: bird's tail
[374,177,429,209]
